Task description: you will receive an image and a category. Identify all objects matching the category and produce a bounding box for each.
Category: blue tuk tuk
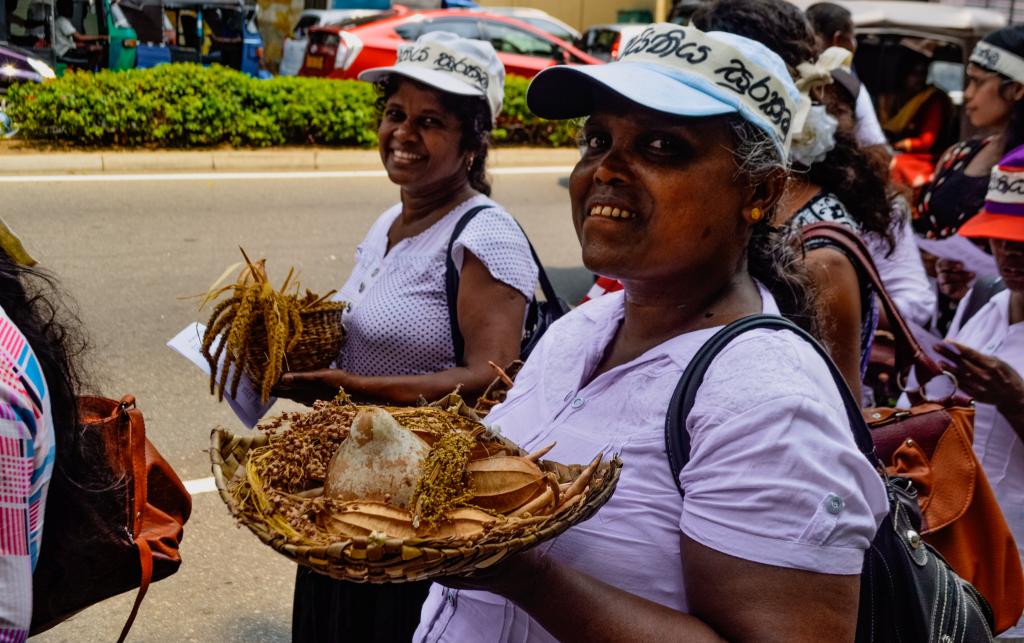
[119,0,265,75]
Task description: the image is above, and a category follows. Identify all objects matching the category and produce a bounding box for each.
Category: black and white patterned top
[335,195,538,377]
[787,191,879,378]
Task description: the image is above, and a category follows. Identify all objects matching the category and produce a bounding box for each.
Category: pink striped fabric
[0,306,54,638]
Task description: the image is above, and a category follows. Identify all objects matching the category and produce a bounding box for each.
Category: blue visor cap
[527,25,801,159]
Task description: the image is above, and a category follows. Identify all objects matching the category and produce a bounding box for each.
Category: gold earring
[750,207,764,222]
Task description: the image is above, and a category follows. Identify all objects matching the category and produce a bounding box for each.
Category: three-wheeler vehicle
[0,0,137,72]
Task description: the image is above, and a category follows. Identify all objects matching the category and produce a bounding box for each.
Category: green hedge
[5,64,578,148]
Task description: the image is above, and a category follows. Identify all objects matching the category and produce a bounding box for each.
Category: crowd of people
[4,0,1024,640]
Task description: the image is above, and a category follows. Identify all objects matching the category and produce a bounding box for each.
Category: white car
[279,9,384,76]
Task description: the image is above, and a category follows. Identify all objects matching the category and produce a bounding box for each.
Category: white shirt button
[827,494,845,515]
[570,397,585,409]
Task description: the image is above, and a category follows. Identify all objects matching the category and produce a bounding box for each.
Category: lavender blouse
[415,287,888,642]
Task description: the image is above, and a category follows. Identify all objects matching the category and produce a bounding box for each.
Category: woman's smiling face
[378,79,470,194]
[569,99,755,286]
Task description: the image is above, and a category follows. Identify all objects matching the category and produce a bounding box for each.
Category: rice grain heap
[210,393,622,582]
[200,250,346,404]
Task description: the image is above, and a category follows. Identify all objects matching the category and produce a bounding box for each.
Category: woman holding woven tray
[414,24,888,642]
[276,32,539,643]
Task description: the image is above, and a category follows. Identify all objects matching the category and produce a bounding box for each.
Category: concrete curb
[0,147,580,175]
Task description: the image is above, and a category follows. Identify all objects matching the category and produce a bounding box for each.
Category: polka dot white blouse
[334,195,539,377]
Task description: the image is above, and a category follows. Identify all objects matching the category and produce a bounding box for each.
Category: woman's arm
[444,535,858,643]
[805,247,865,396]
[277,251,527,405]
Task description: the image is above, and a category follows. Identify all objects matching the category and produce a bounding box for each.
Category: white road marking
[184,476,218,495]
[0,166,573,183]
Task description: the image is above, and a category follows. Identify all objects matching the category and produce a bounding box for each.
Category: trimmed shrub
[6,64,577,148]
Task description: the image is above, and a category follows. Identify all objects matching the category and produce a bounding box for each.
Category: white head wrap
[971,41,1024,84]
[789,47,851,167]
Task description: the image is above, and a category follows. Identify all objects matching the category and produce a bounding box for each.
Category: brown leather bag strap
[117,538,153,643]
[116,394,151,643]
[801,222,943,380]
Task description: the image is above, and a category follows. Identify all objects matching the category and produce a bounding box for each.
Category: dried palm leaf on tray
[210,392,622,582]
[200,249,345,404]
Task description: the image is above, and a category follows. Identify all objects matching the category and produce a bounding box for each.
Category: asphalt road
[10,170,585,642]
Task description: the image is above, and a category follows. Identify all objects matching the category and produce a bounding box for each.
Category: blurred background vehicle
[299,8,600,79]
[0,0,137,73]
[159,0,266,75]
[0,41,55,90]
[279,7,388,76]
[575,22,647,60]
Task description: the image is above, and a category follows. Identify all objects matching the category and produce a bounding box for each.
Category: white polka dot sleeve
[450,207,539,301]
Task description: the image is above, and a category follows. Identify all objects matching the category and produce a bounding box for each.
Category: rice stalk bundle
[199,249,346,404]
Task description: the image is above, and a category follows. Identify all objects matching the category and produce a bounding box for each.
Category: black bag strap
[444,204,561,365]
[961,276,1006,328]
[665,314,877,498]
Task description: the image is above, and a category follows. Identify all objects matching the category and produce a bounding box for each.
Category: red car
[299,9,602,80]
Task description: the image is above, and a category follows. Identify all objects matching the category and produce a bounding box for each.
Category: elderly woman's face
[569,101,753,283]
[379,79,469,193]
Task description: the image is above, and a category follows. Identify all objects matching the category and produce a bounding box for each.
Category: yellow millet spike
[223,284,260,398]
[260,293,288,404]
[286,297,303,354]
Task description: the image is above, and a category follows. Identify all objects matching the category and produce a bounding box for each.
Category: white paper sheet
[167,322,276,428]
[916,235,1000,278]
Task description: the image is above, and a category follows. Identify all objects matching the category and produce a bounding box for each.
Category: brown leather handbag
[30,395,192,641]
[803,222,1024,634]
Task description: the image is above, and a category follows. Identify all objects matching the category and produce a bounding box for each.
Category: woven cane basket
[210,427,622,583]
[241,303,345,384]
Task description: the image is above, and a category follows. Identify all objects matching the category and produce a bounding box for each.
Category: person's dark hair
[695,0,897,253]
[978,26,1024,154]
[691,0,816,69]
[728,118,819,336]
[0,249,86,446]
[805,2,853,42]
[807,125,897,253]
[375,75,493,196]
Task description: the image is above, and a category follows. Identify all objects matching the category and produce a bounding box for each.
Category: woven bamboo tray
[241,304,345,384]
[210,426,622,583]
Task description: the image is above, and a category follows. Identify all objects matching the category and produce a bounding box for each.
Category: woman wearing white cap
[281,32,539,642]
[414,24,887,643]
[919,26,1024,330]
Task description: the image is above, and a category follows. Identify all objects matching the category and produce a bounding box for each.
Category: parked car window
[520,17,575,43]
[393,22,419,40]
[582,28,619,59]
[483,21,555,57]
[294,15,320,37]
[417,18,482,40]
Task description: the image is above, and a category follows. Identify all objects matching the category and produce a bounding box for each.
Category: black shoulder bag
[665,314,995,643]
[445,206,570,365]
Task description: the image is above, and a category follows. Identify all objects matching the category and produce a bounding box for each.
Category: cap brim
[358,66,483,98]
[959,212,1024,243]
[527,62,736,120]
